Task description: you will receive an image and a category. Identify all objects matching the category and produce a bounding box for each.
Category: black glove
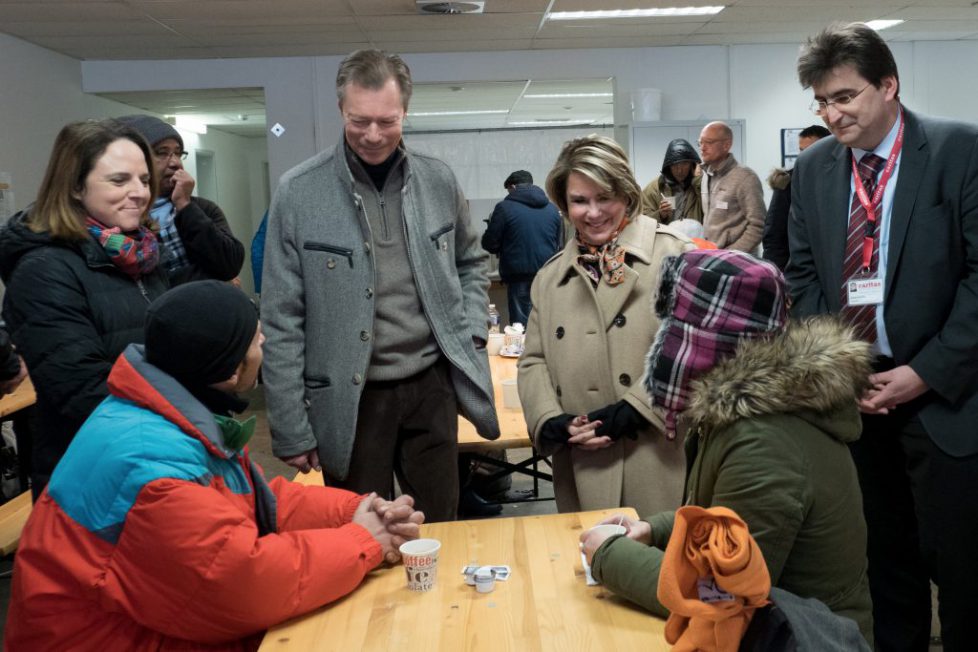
[539,413,576,445]
[586,400,645,441]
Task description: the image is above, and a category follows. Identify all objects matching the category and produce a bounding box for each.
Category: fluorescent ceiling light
[410,109,509,116]
[548,6,724,21]
[865,19,904,31]
[523,93,613,99]
[173,115,207,134]
[507,120,591,126]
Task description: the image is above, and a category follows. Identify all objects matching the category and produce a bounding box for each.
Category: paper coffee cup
[487,333,504,356]
[501,378,521,409]
[663,195,677,210]
[400,538,441,592]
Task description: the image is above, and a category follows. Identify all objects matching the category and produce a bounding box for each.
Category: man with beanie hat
[580,249,874,645]
[117,114,244,286]
[641,138,704,225]
[6,280,424,651]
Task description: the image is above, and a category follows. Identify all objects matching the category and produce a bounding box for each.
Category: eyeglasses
[697,138,728,147]
[153,149,188,162]
[809,84,871,115]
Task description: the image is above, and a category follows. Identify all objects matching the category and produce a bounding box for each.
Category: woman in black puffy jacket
[0,119,168,498]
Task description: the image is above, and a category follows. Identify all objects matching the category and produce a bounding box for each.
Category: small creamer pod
[399,538,442,592]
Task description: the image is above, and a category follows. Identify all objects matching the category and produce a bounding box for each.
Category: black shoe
[458,487,503,519]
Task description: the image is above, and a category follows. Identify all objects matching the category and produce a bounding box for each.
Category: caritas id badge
[847,272,884,306]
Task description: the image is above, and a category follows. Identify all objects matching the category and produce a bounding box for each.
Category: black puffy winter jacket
[0,210,168,495]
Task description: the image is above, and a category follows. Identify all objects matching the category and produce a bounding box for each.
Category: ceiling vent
[416,1,485,14]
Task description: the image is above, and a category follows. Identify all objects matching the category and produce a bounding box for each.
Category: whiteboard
[628,120,745,188]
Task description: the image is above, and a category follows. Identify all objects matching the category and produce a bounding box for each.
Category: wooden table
[457,355,527,451]
[458,356,552,490]
[0,376,35,419]
[0,377,36,552]
[0,376,35,495]
[260,508,667,651]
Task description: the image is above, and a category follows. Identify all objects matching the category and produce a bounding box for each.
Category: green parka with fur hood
[591,317,874,645]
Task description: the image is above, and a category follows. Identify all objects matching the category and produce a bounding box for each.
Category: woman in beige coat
[518,135,691,516]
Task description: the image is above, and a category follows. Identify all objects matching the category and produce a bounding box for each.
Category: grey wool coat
[261,140,500,481]
[518,215,691,517]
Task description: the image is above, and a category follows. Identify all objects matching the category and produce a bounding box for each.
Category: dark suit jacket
[786,107,978,457]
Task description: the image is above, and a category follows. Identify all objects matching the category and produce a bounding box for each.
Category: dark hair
[797,22,900,96]
[799,125,831,140]
[29,119,158,240]
[504,170,533,188]
[336,49,413,111]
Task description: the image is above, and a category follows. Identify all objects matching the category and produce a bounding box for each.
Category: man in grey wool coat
[261,49,499,522]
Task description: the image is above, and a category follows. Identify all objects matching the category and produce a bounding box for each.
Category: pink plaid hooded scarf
[644,249,788,438]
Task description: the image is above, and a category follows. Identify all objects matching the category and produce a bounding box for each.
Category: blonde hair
[545,134,644,221]
[29,119,158,240]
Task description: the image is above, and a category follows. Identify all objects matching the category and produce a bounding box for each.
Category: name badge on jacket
[847,274,884,306]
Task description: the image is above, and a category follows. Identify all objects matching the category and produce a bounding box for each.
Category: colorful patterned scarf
[576,225,627,286]
[85,216,160,280]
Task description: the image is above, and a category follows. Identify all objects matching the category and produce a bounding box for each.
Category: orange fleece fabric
[656,505,770,652]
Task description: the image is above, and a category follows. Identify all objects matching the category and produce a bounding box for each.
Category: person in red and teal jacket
[5,280,424,651]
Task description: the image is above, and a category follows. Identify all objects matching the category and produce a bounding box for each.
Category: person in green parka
[580,249,874,646]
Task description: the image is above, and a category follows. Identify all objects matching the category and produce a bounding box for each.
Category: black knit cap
[504,170,533,188]
[116,114,184,149]
[145,281,258,386]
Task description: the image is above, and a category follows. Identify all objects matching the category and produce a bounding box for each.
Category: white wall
[0,33,146,211]
[406,126,614,200]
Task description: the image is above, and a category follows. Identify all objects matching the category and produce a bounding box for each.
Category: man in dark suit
[788,22,978,652]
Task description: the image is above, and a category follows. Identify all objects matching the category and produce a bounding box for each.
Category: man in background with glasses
[118,114,244,286]
[697,121,765,252]
[788,22,978,652]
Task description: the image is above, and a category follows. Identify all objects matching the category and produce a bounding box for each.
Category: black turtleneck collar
[346,142,402,191]
[182,383,250,417]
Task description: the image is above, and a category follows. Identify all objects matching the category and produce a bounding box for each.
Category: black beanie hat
[116,114,184,149]
[145,281,258,386]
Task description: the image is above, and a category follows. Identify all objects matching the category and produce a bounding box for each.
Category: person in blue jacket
[481,170,562,326]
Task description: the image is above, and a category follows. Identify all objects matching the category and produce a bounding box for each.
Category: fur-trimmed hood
[767,167,791,191]
[684,317,872,439]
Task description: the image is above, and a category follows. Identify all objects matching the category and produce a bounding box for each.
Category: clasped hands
[540,400,644,450]
[353,492,425,565]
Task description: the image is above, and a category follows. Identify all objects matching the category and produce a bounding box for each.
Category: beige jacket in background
[702,155,765,252]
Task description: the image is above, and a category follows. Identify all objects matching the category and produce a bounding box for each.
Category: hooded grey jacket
[261,141,500,480]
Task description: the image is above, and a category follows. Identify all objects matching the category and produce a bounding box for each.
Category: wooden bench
[0,377,37,555]
[0,491,32,556]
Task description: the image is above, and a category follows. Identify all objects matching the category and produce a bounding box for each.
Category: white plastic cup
[587,523,627,540]
[400,538,441,592]
[663,195,677,210]
[501,379,521,409]
[474,566,495,593]
[487,332,504,356]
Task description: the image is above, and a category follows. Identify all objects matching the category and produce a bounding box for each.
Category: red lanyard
[850,111,905,271]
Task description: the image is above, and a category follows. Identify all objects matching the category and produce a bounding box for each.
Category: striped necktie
[841,153,886,342]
